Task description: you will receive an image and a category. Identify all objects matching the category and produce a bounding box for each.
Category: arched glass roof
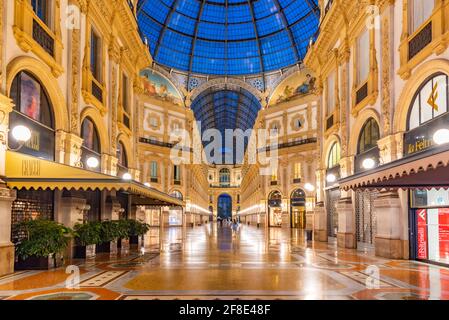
[137,0,320,76]
[191,87,262,163]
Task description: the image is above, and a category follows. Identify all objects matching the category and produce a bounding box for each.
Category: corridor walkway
[1,224,448,300]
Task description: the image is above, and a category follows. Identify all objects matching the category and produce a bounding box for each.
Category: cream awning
[339,147,449,191]
[4,151,183,207]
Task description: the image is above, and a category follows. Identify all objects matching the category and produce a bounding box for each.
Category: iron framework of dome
[137,0,320,76]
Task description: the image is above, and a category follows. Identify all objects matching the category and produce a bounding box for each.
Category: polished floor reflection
[1,224,449,300]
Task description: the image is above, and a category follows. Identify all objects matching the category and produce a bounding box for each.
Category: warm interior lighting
[305,183,315,192]
[433,129,449,145]
[11,125,32,143]
[362,158,376,170]
[326,174,337,183]
[86,157,99,169]
[122,173,132,180]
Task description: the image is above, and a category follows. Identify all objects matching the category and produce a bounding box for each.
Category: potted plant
[129,220,150,249]
[73,221,102,259]
[15,219,73,270]
[117,219,131,252]
[97,220,121,254]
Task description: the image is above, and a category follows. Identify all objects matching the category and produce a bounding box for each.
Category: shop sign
[439,208,449,259]
[404,112,449,156]
[417,209,428,260]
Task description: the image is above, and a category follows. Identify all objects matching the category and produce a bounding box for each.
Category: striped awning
[339,147,449,191]
[4,151,183,207]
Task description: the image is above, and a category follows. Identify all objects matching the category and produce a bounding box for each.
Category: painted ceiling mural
[269,69,317,106]
[140,69,183,106]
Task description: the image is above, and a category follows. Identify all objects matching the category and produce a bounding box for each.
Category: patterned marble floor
[1,224,449,300]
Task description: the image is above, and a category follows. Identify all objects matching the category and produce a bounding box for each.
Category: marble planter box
[74,244,96,259]
[15,254,63,270]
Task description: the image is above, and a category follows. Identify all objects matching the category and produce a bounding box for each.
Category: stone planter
[119,238,130,253]
[15,254,63,270]
[73,244,96,259]
[97,241,118,254]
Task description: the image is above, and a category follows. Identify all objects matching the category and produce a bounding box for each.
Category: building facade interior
[0,0,449,301]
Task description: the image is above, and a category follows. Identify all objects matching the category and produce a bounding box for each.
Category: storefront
[168,191,183,226]
[340,72,449,265]
[290,189,306,229]
[268,191,282,227]
[353,118,380,246]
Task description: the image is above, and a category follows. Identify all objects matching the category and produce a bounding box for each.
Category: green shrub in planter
[128,220,150,237]
[100,221,122,243]
[74,221,102,246]
[127,220,150,247]
[73,221,102,258]
[117,219,132,239]
[15,219,73,270]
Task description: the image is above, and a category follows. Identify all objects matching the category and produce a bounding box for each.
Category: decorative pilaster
[0,95,16,276]
[336,197,356,249]
[69,21,82,134]
[374,190,406,259]
[381,8,393,136]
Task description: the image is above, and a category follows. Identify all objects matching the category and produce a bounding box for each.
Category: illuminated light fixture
[326,174,337,183]
[122,173,132,181]
[362,158,376,170]
[86,157,99,169]
[144,182,151,188]
[12,125,32,143]
[433,129,449,145]
[305,183,315,192]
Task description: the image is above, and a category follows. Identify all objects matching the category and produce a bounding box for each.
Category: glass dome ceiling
[137,0,320,76]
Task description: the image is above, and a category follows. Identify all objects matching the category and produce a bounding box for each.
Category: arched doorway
[291,189,306,229]
[268,191,283,227]
[355,118,380,247]
[217,194,232,220]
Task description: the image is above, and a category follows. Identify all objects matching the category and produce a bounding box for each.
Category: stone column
[0,95,17,276]
[337,156,355,248]
[103,193,122,221]
[64,133,83,167]
[336,197,356,248]
[102,154,118,176]
[313,203,327,242]
[374,190,405,259]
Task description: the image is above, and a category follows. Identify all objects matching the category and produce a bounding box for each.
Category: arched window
[219,168,231,186]
[408,73,449,130]
[358,118,380,154]
[170,190,183,200]
[117,141,128,176]
[81,117,101,171]
[9,71,55,160]
[327,142,341,169]
[291,189,306,200]
[269,191,282,201]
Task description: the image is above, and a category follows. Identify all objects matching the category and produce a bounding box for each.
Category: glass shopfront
[411,189,449,265]
[268,191,283,227]
[291,189,306,229]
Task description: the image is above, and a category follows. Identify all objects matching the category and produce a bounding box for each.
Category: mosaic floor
[1,225,449,300]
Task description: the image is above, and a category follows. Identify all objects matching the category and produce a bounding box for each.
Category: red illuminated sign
[439,209,449,259]
[417,209,428,260]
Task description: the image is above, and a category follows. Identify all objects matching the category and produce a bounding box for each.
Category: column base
[375,237,406,259]
[0,243,14,276]
[337,232,356,249]
[314,230,328,242]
